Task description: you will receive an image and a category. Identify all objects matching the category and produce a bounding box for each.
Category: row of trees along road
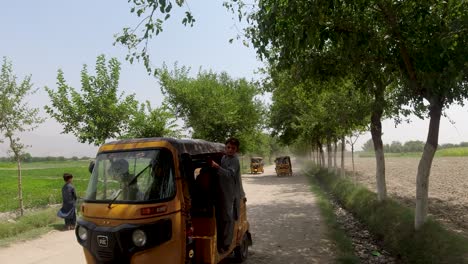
[116,0,466,230]
[44,56,275,156]
[234,0,467,230]
[361,140,468,153]
[1,54,279,216]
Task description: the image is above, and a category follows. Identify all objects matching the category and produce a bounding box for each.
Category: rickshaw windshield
[85,149,176,203]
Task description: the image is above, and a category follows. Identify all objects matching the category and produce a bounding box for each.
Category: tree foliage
[45,55,139,146]
[157,64,265,152]
[0,57,44,151]
[115,0,195,74]
[239,0,467,227]
[0,57,44,216]
[120,101,182,139]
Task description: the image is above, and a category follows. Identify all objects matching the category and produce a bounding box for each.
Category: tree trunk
[333,140,338,173]
[415,101,442,230]
[326,141,332,172]
[17,157,24,216]
[351,143,355,177]
[318,142,325,168]
[311,145,315,163]
[370,84,387,202]
[371,110,387,201]
[310,142,313,160]
[316,148,320,165]
[341,136,345,177]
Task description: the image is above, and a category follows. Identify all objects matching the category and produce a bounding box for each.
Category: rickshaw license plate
[97,235,109,247]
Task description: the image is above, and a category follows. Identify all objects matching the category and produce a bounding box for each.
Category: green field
[0,160,91,212]
[358,147,468,158]
[436,147,468,157]
[0,156,272,212]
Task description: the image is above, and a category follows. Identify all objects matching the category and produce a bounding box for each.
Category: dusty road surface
[239,162,335,264]
[0,162,334,264]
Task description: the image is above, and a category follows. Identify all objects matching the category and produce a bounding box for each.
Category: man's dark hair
[63,173,73,182]
[225,137,240,148]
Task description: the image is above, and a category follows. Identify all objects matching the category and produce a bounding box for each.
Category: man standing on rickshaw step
[211,137,246,253]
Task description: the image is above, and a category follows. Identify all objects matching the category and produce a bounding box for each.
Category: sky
[0,1,467,158]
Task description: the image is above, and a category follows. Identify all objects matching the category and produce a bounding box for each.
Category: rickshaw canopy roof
[275,156,291,162]
[100,137,225,156]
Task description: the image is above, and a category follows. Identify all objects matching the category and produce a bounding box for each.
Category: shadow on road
[220,200,333,264]
[229,167,335,264]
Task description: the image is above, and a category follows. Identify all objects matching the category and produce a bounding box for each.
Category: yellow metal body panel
[81,139,186,264]
[83,248,96,264]
[191,201,249,264]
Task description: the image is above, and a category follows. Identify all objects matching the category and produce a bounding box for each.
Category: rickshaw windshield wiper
[127,163,151,186]
[108,189,122,208]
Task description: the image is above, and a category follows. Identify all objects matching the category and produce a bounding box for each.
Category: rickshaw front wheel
[234,233,249,262]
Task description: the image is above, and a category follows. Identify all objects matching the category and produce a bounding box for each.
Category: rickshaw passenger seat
[191,167,215,218]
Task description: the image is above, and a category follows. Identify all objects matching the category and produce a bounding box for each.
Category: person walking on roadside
[57,173,77,230]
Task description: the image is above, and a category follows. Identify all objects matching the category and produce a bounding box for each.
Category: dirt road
[0,163,334,263]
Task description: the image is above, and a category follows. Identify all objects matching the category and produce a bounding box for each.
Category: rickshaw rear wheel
[234,233,249,262]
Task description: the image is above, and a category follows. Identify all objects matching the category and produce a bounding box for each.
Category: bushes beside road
[0,207,61,245]
[305,164,468,264]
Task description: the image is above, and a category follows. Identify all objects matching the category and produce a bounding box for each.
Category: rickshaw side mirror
[88,161,95,174]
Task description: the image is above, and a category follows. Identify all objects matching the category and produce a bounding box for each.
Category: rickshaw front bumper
[76,218,172,263]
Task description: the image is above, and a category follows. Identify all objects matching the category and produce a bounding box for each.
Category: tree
[404,140,424,153]
[362,139,374,152]
[45,55,139,146]
[243,0,467,229]
[121,101,182,139]
[115,0,196,74]
[0,57,44,216]
[347,131,366,177]
[241,0,406,201]
[157,64,265,152]
[389,141,403,153]
[20,153,33,163]
[375,0,468,229]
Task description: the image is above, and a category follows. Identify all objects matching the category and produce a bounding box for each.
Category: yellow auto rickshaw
[275,156,292,177]
[76,138,252,264]
[250,157,264,174]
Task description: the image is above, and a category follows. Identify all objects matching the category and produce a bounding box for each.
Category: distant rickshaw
[250,157,264,174]
[275,156,292,177]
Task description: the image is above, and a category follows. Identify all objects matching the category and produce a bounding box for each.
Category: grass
[0,207,63,247]
[0,160,92,169]
[305,162,468,264]
[0,160,90,212]
[305,166,360,263]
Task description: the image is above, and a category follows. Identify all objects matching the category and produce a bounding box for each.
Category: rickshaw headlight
[132,229,147,247]
[77,226,88,241]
